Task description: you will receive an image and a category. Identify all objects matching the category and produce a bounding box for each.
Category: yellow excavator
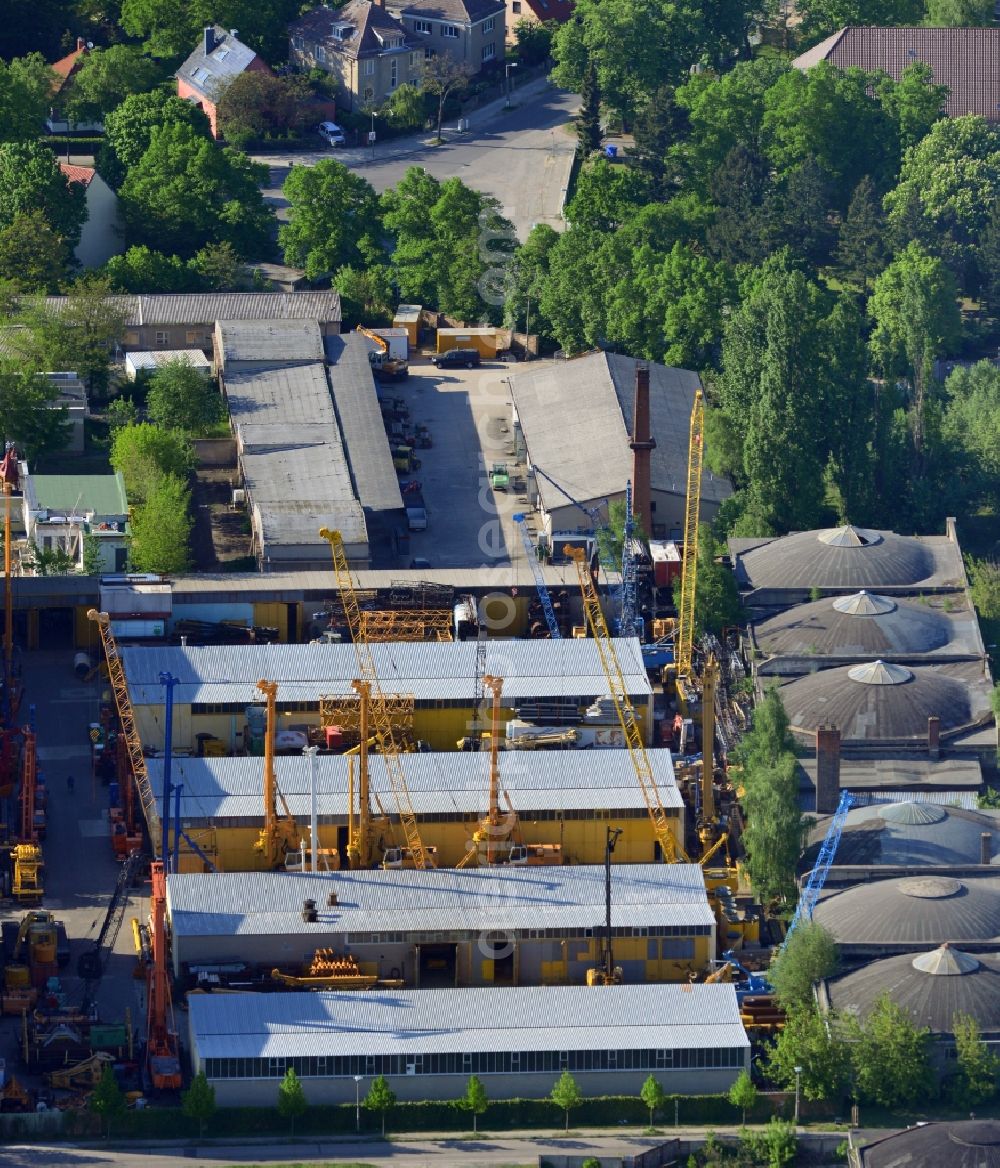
[47,1051,114,1090]
[355,325,409,381]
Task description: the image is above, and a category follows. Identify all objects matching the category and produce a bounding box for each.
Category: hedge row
[42,136,105,152]
[48,1093,782,1143]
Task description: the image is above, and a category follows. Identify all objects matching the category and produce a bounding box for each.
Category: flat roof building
[187,983,749,1105]
[166,863,716,985]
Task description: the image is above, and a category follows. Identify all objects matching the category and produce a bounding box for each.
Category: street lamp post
[793,1065,803,1126]
[354,1074,364,1130]
[369,109,376,162]
[505,62,518,108]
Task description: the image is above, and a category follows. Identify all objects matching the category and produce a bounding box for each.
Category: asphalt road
[254,83,579,243]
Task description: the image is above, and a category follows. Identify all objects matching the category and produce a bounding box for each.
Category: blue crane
[784,789,854,945]
[513,512,561,639]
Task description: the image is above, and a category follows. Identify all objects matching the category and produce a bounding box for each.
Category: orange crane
[319,528,435,869]
[252,680,300,868]
[87,610,161,852]
[570,548,688,864]
[355,325,409,380]
[146,860,181,1090]
[675,389,704,690]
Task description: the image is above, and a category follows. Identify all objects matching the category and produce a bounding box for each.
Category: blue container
[109,781,120,807]
[604,144,618,160]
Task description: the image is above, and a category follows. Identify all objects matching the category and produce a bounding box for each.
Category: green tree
[382,82,425,130]
[64,46,164,126]
[707,145,772,268]
[538,224,606,354]
[550,1068,583,1131]
[0,211,68,293]
[363,1073,396,1136]
[189,241,247,292]
[869,242,960,466]
[565,158,653,233]
[129,474,194,573]
[728,1069,757,1125]
[216,71,306,147]
[504,223,560,345]
[740,752,802,904]
[763,1117,797,1168]
[671,526,740,638]
[851,992,934,1108]
[276,1065,308,1137]
[941,362,1000,496]
[103,246,194,294]
[280,161,380,281]
[107,395,139,435]
[24,277,129,395]
[577,60,602,156]
[101,90,212,187]
[110,423,194,503]
[181,1069,217,1138]
[924,0,994,22]
[0,141,86,248]
[514,18,555,65]
[0,54,56,144]
[335,264,394,327]
[89,1064,127,1137]
[456,1074,488,1133]
[640,1073,665,1126]
[796,0,921,42]
[420,52,472,143]
[765,1007,854,1102]
[967,557,1000,619]
[767,922,839,1014]
[977,198,1000,313]
[951,1013,1000,1106]
[836,176,886,291]
[877,62,948,155]
[82,532,103,576]
[146,359,223,434]
[122,0,301,60]
[121,123,271,259]
[766,156,836,269]
[0,359,69,457]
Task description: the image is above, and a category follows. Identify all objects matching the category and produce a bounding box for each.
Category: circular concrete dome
[897,875,962,898]
[738,527,934,589]
[832,590,897,615]
[879,801,946,825]
[912,943,979,975]
[781,664,973,740]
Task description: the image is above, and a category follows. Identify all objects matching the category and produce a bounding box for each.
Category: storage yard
[0,301,994,1131]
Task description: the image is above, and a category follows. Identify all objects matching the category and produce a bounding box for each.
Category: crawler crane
[146,860,181,1090]
[252,679,302,868]
[675,390,704,696]
[320,528,435,869]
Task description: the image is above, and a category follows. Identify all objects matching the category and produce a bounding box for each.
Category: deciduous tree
[0,358,70,458]
[64,46,165,125]
[181,1070,217,1138]
[924,0,994,23]
[767,923,840,1014]
[951,1013,1000,1105]
[550,1068,583,1131]
[420,53,472,143]
[276,1066,308,1136]
[851,992,934,1108]
[90,1065,126,1137]
[640,1074,666,1126]
[103,246,195,294]
[513,18,554,65]
[280,160,380,280]
[0,54,56,144]
[764,1007,853,1102]
[363,1073,396,1136]
[382,82,425,130]
[216,71,307,147]
[795,0,921,43]
[941,362,1000,500]
[728,1069,757,1124]
[146,359,224,434]
[577,60,601,156]
[876,62,948,156]
[0,211,69,293]
[101,90,212,187]
[110,423,194,503]
[456,1074,488,1133]
[0,141,86,248]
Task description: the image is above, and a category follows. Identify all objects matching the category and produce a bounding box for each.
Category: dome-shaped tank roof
[879,801,946,825]
[813,874,1000,946]
[754,594,952,659]
[782,663,974,740]
[856,1120,1000,1168]
[912,943,980,975]
[737,527,935,589]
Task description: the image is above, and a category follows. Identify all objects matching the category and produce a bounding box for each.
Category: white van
[318,121,346,147]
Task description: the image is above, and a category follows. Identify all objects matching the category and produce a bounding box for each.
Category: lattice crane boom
[87,610,161,855]
[570,549,688,863]
[785,790,854,944]
[147,859,181,1089]
[319,528,434,869]
[676,390,704,680]
[513,513,560,638]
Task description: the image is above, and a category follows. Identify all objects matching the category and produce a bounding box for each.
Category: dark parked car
[431,348,481,369]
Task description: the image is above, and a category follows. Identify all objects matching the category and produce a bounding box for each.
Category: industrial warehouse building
[166,864,716,984]
[508,353,731,542]
[121,639,653,754]
[187,983,750,1105]
[149,748,685,871]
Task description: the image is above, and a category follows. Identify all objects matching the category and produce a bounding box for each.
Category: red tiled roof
[59,162,96,187]
[793,26,1000,120]
[51,38,89,91]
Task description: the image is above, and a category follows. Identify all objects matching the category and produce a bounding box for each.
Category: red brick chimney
[815,724,840,815]
[629,363,656,536]
[928,715,940,760]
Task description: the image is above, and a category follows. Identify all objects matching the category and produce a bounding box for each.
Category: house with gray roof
[177,25,273,139]
[291,1,421,112]
[793,27,1000,122]
[387,0,506,74]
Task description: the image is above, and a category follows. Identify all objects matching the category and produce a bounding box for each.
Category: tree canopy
[280,161,381,281]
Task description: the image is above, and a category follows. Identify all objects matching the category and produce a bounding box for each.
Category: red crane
[146,861,181,1090]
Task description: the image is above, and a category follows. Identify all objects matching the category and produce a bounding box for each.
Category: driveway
[253,80,579,242]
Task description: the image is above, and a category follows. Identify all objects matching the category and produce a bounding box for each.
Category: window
[512,1,521,10]
[484,16,495,30]
[412,51,422,67]
[213,46,230,59]
[390,58,398,88]
[186,330,199,344]
[364,59,375,75]
[155,330,168,346]
[482,42,496,60]
[424,46,435,59]
[414,18,431,33]
[316,44,326,62]
[442,24,459,37]
[292,35,303,50]
[364,85,375,101]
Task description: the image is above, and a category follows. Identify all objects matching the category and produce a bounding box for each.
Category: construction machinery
[11,844,43,904]
[87,610,160,853]
[252,680,301,869]
[456,676,562,868]
[46,1051,114,1091]
[270,951,404,991]
[784,789,854,946]
[3,909,63,993]
[513,513,561,639]
[674,390,704,693]
[320,528,435,870]
[359,609,453,642]
[2,443,20,724]
[696,655,721,854]
[569,547,688,864]
[586,826,624,985]
[490,463,510,491]
[145,860,181,1091]
[77,850,145,1005]
[356,324,409,380]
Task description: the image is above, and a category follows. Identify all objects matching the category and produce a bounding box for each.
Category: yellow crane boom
[253,679,299,867]
[320,528,434,869]
[676,389,704,682]
[570,550,688,864]
[87,609,161,854]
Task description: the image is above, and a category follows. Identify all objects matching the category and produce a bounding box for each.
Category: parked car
[432,348,481,369]
[318,121,346,147]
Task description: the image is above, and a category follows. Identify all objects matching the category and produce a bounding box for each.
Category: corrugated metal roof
[509,353,730,517]
[43,292,342,326]
[217,319,325,365]
[126,350,211,371]
[149,748,682,821]
[168,864,714,938]
[188,983,747,1060]
[226,364,337,427]
[122,638,652,706]
[326,333,403,514]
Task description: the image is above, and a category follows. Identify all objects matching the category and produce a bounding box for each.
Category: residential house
[59,163,123,269]
[19,463,130,574]
[176,25,273,138]
[792,27,1000,120]
[291,2,421,113]
[387,0,506,74]
[504,0,572,46]
[46,37,102,133]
